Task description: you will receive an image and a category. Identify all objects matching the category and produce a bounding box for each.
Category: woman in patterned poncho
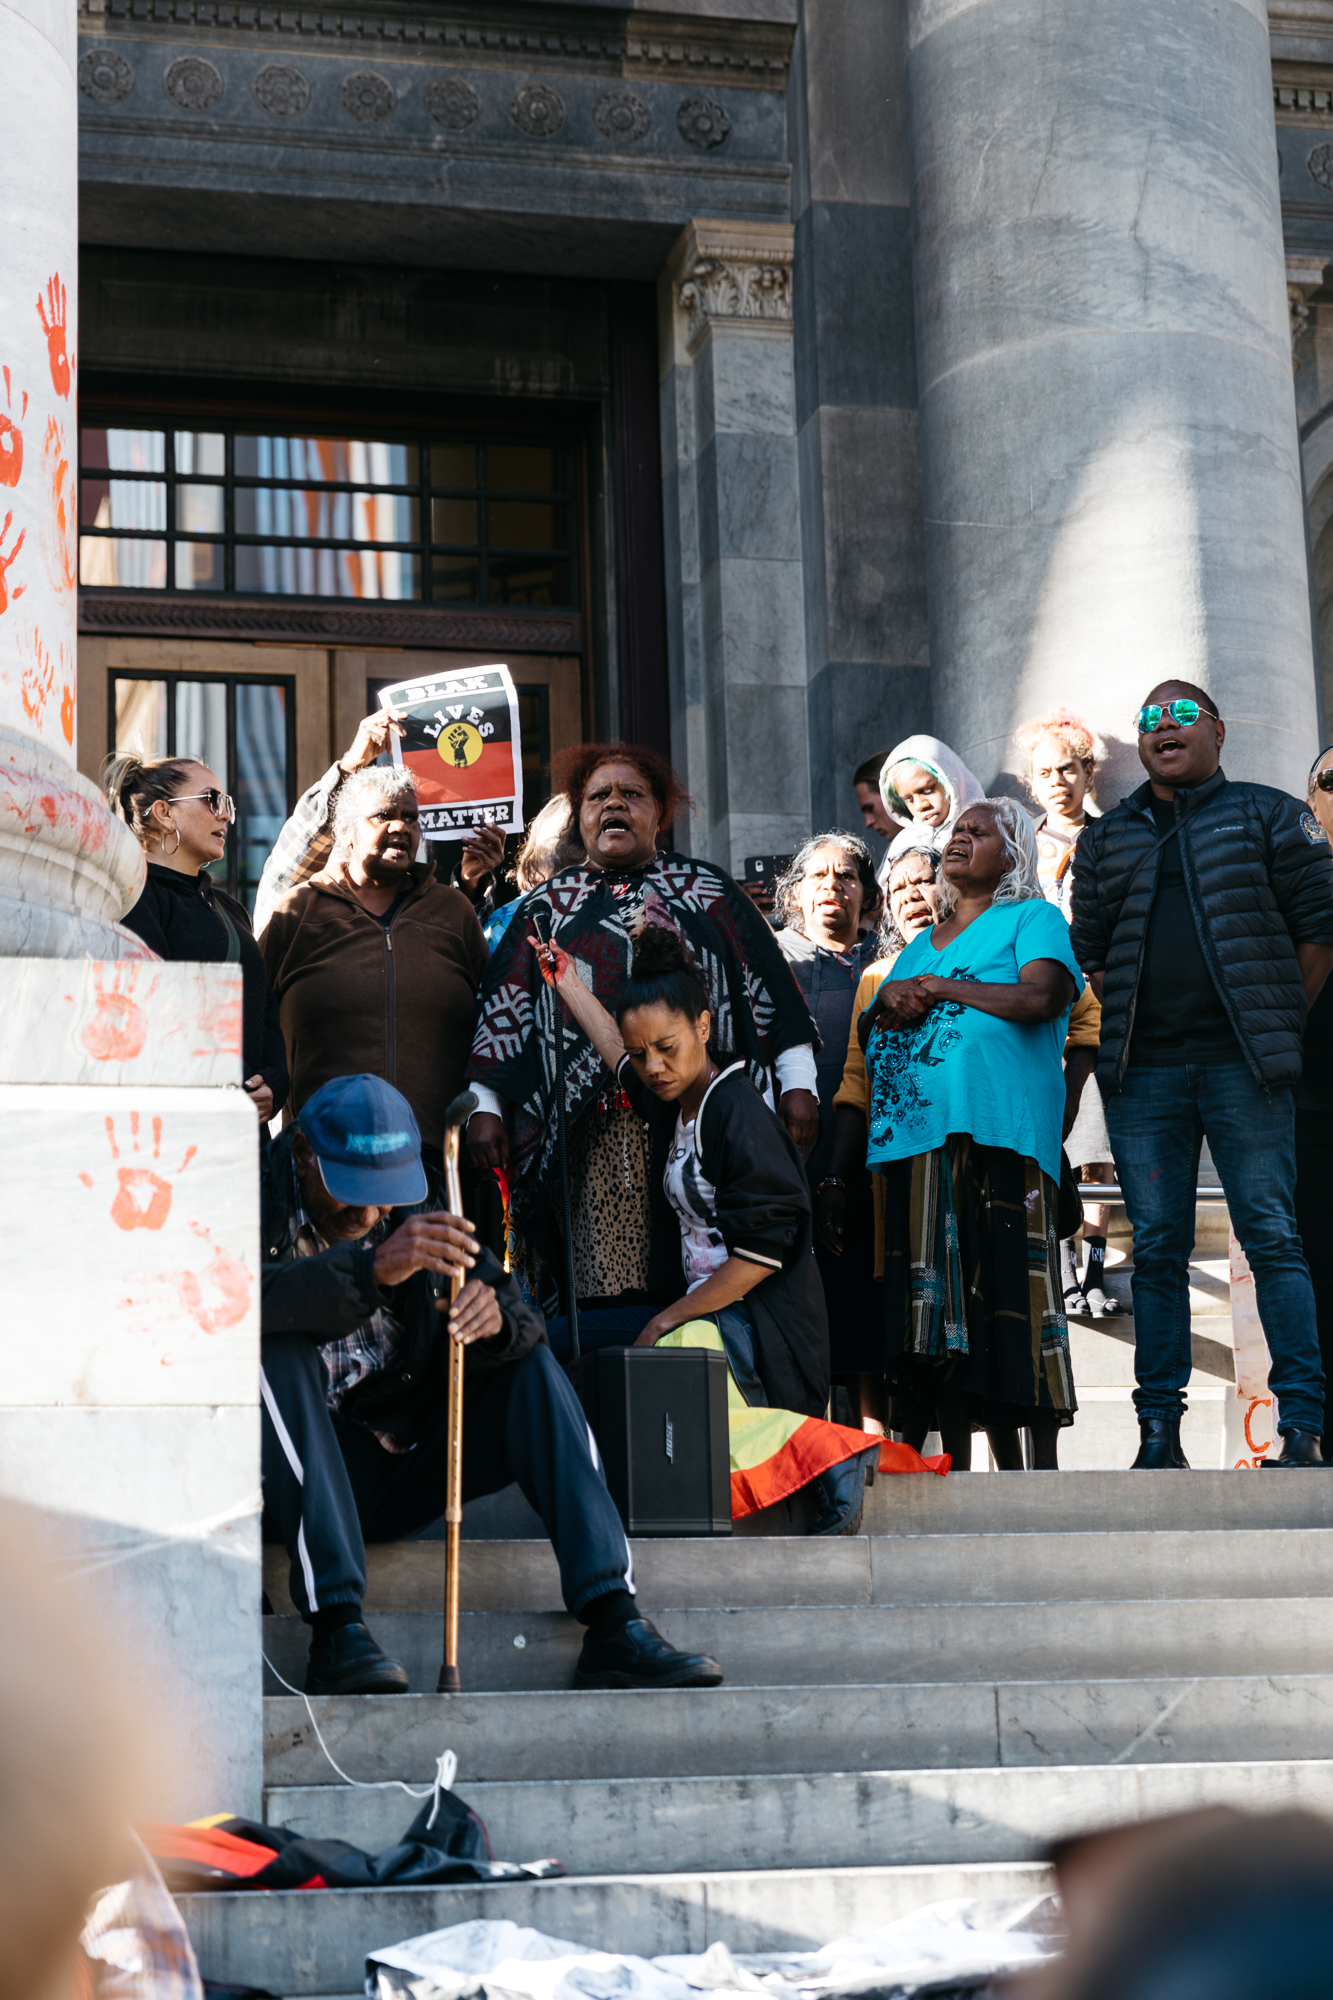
[465,743,819,1328]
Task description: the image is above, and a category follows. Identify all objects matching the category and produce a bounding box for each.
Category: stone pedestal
[659,220,811,872]
[0,0,144,954]
[0,963,261,1817]
[907,0,1317,802]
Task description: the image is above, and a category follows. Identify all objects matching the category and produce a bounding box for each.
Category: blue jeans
[1105,1063,1325,1433]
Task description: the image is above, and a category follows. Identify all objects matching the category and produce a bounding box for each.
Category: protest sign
[377,666,524,838]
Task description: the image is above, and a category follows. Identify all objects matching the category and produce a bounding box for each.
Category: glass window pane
[175,682,228,781]
[487,500,570,550]
[430,442,477,488]
[174,542,225,591]
[81,428,165,475]
[235,682,288,915]
[178,484,225,534]
[431,497,479,545]
[79,479,165,531]
[486,554,571,606]
[114,679,167,758]
[233,434,412,485]
[235,489,418,541]
[81,537,166,588]
[234,544,420,599]
[430,555,481,602]
[175,431,225,477]
[486,445,567,493]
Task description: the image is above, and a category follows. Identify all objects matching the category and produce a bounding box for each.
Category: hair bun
[630,925,694,979]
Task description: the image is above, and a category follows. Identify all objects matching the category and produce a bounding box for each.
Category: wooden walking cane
[437,1087,477,1695]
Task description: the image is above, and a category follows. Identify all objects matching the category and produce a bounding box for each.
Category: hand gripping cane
[437,1087,478,1695]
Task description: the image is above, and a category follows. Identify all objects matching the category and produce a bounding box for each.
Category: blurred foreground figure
[1033,1807,1333,2000]
[0,1509,140,2000]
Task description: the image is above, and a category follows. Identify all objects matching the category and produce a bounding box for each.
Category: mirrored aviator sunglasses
[1133,698,1203,734]
[175,787,237,822]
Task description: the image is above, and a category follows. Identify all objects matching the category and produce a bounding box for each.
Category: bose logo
[664,1413,674,1463]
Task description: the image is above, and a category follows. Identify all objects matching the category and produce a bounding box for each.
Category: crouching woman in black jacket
[533,928,943,1532]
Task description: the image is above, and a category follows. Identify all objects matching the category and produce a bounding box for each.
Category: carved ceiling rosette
[79,47,135,102]
[595,87,650,146]
[676,97,731,150]
[425,76,481,131]
[510,81,565,139]
[253,63,310,116]
[340,71,395,122]
[164,55,224,111]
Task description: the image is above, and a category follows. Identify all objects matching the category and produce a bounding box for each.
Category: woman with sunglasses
[105,754,289,1127]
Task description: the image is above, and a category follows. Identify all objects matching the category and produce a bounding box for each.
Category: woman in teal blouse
[862,798,1082,1470]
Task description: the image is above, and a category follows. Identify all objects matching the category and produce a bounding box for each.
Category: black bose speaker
[569,1347,732,1536]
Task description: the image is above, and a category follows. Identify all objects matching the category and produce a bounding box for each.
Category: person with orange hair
[466,743,821,1371]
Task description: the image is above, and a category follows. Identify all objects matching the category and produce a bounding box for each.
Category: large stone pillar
[659,221,812,872]
[0,0,143,953]
[907,0,1316,801]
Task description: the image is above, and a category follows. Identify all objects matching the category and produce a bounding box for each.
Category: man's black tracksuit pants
[260,1333,635,1622]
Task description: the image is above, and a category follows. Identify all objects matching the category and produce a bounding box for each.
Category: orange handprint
[36,276,71,399]
[40,416,76,596]
[169,1244,252,1334]
[20,629,55,725]
[96,1111,197,1231]
[0,512,26,616]
[60,679,74,746]
[0,367,26,488]
[77,964,159,1063]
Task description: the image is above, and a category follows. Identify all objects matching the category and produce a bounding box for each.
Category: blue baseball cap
[297,1074,427,1208]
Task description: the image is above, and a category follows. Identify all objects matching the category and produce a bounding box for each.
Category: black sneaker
[573,1615,723,1690]
[305,1621,410,1695]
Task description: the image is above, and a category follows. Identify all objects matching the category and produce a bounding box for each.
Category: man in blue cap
[260,1073,723,1694]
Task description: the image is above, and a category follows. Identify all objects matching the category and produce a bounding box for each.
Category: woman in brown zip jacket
[259,762,487,1173]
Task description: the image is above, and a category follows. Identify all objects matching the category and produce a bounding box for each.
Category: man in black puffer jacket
[1070,680,1333,1470]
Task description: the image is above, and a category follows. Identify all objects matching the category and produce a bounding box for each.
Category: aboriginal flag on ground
[379,664,524,839]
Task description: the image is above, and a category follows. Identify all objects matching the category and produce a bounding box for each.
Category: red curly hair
[549,741,693,842]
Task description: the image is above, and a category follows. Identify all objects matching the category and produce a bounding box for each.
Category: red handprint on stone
[88,1111,198,1232]
[20,629,55,725]
[0,512,26,617]
[0,368,26,489]
[36,276,72,400]
[40,417,77,596]
[77,964,160,1063]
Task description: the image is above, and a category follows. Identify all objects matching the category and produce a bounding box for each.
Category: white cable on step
[262,1649,456,1810]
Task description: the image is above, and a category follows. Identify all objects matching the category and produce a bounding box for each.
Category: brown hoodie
[260,860,488,1153]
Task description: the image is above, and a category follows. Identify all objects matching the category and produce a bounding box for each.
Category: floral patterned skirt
[880,1136,1077,1428]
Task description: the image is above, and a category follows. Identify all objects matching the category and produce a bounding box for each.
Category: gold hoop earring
[162,826,181,857]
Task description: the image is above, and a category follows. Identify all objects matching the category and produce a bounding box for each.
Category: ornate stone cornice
[78,592,583,652]
[665,218,794,360]
[1274,61,1333,124]
[77,0,793,90]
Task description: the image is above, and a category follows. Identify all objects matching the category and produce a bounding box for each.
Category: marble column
[659,220,811,872]
[907,0,1317,802]
[0,0,144,954]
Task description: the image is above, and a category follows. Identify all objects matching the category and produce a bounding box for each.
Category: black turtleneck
[121,863,290,1105]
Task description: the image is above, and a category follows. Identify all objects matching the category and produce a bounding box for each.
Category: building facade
[68,0,1333,894]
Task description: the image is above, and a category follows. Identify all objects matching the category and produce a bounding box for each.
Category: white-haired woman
[861,799,1083,1469]
[259,763,488,1168]
[482,793,585,949]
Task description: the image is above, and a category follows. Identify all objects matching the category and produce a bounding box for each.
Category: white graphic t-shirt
[664,1114,728,1291]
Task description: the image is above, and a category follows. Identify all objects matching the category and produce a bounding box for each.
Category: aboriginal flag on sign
[378,664,524,838]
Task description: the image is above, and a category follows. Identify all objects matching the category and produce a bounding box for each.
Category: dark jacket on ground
[260,1126,543,1439]
[1069,770,1333,1093]
[619,1057,830,1418]
[122,861,289,1104]
[259,860,488,1154]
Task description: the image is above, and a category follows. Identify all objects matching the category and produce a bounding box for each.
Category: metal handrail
[1077,1184,1227,1202]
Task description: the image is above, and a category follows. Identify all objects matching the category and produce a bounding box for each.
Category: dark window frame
[108,667,297,908]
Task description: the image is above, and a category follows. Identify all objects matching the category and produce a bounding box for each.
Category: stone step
[182,1860,1056,1996]
[264,1528,1333,1617]
[263,1594,1333,1694]
[263,1672,1333,1786]
[261,1757,1333,1877]
[454,1469,1333,1543]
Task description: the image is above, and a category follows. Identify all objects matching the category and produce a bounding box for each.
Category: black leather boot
[573,1616,723,1689]
[1262,1428,1325,1467]
[1131,1418,1190,1469]
[305,1621,410,1695]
